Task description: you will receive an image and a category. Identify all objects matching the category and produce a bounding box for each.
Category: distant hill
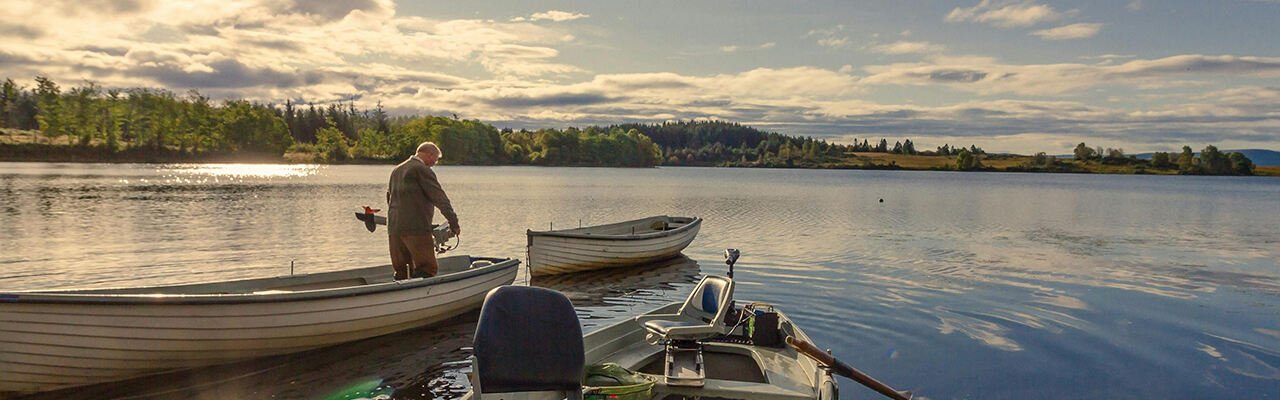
[1131,149,1280,166]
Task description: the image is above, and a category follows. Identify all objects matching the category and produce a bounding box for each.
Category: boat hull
[0,257,519,394]
[527,216,701,276]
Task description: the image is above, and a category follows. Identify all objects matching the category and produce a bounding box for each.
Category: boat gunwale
[0,258,520,305]
[526,216,701,241]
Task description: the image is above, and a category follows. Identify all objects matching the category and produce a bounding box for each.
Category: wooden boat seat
[634,275,735,341]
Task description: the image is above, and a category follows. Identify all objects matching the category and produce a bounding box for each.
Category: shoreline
[3,143,1276,177]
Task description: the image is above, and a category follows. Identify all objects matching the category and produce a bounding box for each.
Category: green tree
[33,76,65,144]
[66,82,101,145]
[1150,152,1171,168]
[1228,152,1255,175]
[315,126,350,162]
[1199,145,1230,174]
[956,148,980,170]
[0,78,17,129]
[1073,142,1095,160]
[1177,146,1195,173]
[1031,152,1049,166]
[220,100,291,154]
[180,90,223,153]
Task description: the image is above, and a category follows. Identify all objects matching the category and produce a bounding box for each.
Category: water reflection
[530,255,702,307]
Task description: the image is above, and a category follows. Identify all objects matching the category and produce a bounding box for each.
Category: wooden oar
[786,336,914,400]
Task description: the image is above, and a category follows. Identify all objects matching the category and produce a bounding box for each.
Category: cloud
[946,0,1062,28]
[871,41,947,55]
[808,24,850,48]
[283,0,392,22]
[0,22,43,39]
[526,10,589,22]
[3,1,1278,154]
[861,54,1280,95]
[818,37,851,48]
[1127,0,1143,11]
[1031,23,1102,40]
[720,45,739,53]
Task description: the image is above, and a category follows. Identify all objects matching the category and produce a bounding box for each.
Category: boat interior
[471,274,830,400]
[534,216,699,236]
[30,255,498,295]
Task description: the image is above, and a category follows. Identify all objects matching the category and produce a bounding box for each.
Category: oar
[786,336,914,400]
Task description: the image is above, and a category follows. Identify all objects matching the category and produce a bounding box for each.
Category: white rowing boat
[526,216,701,276]
[0,255,520,395]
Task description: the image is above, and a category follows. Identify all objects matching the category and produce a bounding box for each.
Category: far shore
[4,141,1277,177]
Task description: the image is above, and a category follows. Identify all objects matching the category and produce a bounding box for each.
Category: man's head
[416,142,442,166]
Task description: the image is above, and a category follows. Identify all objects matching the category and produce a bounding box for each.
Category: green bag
[582,363,658,400]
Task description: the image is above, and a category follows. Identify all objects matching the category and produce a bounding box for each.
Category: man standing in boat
[387,142,461,280]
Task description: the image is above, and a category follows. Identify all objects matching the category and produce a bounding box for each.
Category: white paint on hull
[527,216,700,276]
[0,257,519,394]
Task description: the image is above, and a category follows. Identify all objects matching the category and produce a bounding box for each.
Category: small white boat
[466,251,914,400]
[526,216,701,276]
[0,255,520,395]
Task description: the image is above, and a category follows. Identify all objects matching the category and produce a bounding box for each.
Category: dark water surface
[2,162,1278,399]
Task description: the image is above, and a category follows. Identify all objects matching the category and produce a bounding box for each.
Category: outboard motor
[472,286,585,400]
[432,221,456,253]
[355,206,459,254]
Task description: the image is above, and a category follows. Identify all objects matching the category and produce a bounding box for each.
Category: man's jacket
[387,157,459,236]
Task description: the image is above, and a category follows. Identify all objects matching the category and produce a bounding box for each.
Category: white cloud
[871,41,947,55]
[860,54,1280,96]
[1031,23,1103,40]
[720,45,739,53]
[527,10,589,22]
[1127,0,1143,11]
[808,24,850,48]
[759,42,776,49]
[806,24,845,37]
[818,37,851,48]
[946,0,1062,28]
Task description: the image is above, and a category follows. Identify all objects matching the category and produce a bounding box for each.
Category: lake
[1,162,1278,399]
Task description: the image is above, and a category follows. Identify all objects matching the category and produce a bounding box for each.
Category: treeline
[0,76,661,166]
[1067,142,1254,175]
[608,120,985,167]
[1,78,291,155]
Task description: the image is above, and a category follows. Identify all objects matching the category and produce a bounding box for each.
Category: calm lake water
[2,162,1278,399]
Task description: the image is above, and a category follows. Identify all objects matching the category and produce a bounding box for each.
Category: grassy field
[0,129,44,144]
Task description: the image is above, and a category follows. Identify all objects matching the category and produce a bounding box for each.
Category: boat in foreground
[466,250,912,400]
[0,255,520,395]
[527,215,701,276]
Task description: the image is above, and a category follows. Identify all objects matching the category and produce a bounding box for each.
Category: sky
[1,0,1278,154]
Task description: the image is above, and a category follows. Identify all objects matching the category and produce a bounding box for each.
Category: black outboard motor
[724,248,740,279]
[472,286,585,400]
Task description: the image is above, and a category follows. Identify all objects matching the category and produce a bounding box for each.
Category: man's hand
[451,226,461,237]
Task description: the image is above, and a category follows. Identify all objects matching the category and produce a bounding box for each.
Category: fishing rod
[786,336,914,400]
